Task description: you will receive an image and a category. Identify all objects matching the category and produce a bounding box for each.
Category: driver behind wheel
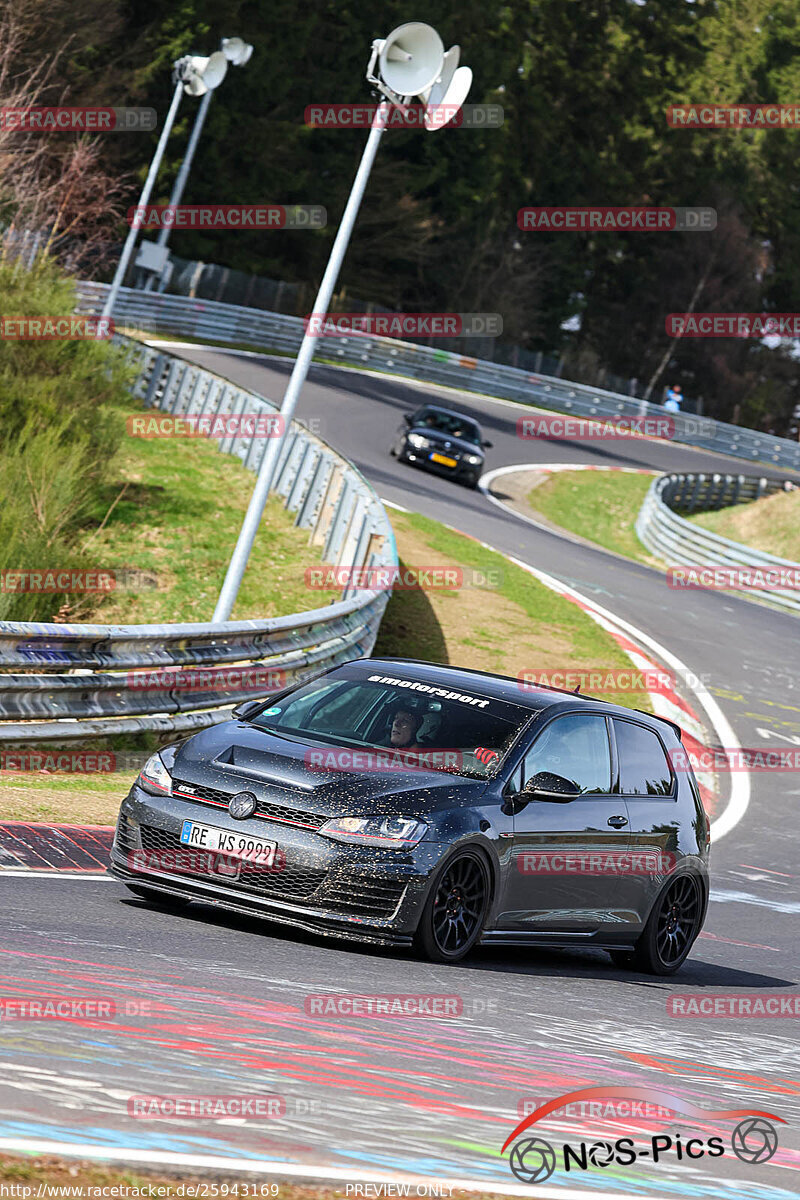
[387,708,424,751]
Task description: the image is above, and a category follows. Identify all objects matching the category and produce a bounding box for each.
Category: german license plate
[430,452,457,467]
[180,820,277,866]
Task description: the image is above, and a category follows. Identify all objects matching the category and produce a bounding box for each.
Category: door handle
[607,815,628,828]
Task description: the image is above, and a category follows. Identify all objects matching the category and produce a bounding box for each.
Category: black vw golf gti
[110,659,710,972]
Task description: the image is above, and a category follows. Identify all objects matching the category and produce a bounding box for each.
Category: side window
[614,720,674,796]
[521,714,612,795]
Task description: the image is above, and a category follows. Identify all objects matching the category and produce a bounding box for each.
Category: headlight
[319,816,428,847]
[407,433,430,449]
[138,752,172,796]
[465,454,482,465]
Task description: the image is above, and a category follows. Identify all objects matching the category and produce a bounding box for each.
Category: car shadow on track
[120,894,794,990]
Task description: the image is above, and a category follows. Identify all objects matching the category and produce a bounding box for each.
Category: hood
[172,720,486,818]
[409,426,484,457]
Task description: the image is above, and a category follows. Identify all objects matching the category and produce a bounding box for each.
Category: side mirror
[404,413,414,425]
[482,439,493,449]
[523,770,581,800]
[232,699,263,721]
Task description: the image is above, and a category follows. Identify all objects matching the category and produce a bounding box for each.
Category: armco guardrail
[636,472,800,614]
[76,281,800,473]
[0,334,398,743]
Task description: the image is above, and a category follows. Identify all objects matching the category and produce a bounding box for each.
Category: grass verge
[687,487,800,560]
[53,402,326,625]
[525,470,656,565]
[0,508,650,827]
[0,1154,508,1200]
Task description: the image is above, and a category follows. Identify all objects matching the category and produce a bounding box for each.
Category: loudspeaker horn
[378,23,444,98]
[425,63,472,131]
[221,37,254,66]
[178,50,229,96]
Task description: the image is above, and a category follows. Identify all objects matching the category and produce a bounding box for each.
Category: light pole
[143,37,254,293]
[102,50,230,319]
[212,22,472,622]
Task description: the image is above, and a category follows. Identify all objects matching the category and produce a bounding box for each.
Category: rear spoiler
[634,709,683,741]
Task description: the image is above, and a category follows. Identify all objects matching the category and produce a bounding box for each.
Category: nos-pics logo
[503,1087,783,1184]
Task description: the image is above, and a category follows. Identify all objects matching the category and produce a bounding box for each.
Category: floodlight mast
[103,46,249,315]
[143,38,254,293]
[211,101,391,622]
[212,23,469,623]
[101,78,184,319]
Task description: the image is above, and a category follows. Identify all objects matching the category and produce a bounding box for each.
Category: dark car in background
[390,404,492,488]
[110,658,710,972]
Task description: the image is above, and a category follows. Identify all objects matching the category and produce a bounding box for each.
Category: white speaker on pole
[376,23,444,100]
[421,45,472,130]
[221,37,254,66]
[425,63,472,130]
[177,50,229,96]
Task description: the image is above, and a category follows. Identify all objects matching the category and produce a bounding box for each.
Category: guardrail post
[297,453,335,531]
[324,477,356,562]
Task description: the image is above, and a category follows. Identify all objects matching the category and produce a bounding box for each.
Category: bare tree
[0,0,129,274]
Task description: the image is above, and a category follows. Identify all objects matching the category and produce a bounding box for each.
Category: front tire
[414,849,491,963]
[614,874,703,975]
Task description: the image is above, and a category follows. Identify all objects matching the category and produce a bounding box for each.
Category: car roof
[412,404,481,425]
[356,658,683,738]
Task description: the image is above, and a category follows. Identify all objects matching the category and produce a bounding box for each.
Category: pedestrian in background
[664,384,683,412]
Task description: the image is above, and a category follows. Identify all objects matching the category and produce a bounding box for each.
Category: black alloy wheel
[415,850,490,963]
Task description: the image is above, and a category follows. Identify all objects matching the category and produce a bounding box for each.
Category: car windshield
[413,408,482,446]
[249,668,532,779]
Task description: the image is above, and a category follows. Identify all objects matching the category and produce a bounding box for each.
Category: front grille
[138,824,326,901]
[324,875,407,920]
[172,778,327,830]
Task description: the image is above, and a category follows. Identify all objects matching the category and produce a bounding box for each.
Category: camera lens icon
[731,1118,779,1164]
[509,1137,557,1184]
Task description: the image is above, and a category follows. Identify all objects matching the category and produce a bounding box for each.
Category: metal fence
[0,334,398,744]
[76,282,800,474]
[636,472,800,614]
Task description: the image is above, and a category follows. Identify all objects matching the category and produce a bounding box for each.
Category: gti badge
[228,792,257,820]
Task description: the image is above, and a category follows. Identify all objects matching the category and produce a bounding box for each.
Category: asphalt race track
[2,347,799,1199]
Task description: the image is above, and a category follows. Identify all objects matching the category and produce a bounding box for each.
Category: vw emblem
[228,792,257,820]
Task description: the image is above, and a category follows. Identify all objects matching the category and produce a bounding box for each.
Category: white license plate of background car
[430,452,457,467]
[180,820,277,865]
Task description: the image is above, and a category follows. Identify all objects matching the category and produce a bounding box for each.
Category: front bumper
[403,445,481,485]
[109,783,448,946]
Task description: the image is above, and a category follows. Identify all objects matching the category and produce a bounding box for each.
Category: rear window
[614,720,674,796]
[249,668,533,779]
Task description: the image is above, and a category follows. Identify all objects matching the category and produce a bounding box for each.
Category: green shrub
[0,257,131,620]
